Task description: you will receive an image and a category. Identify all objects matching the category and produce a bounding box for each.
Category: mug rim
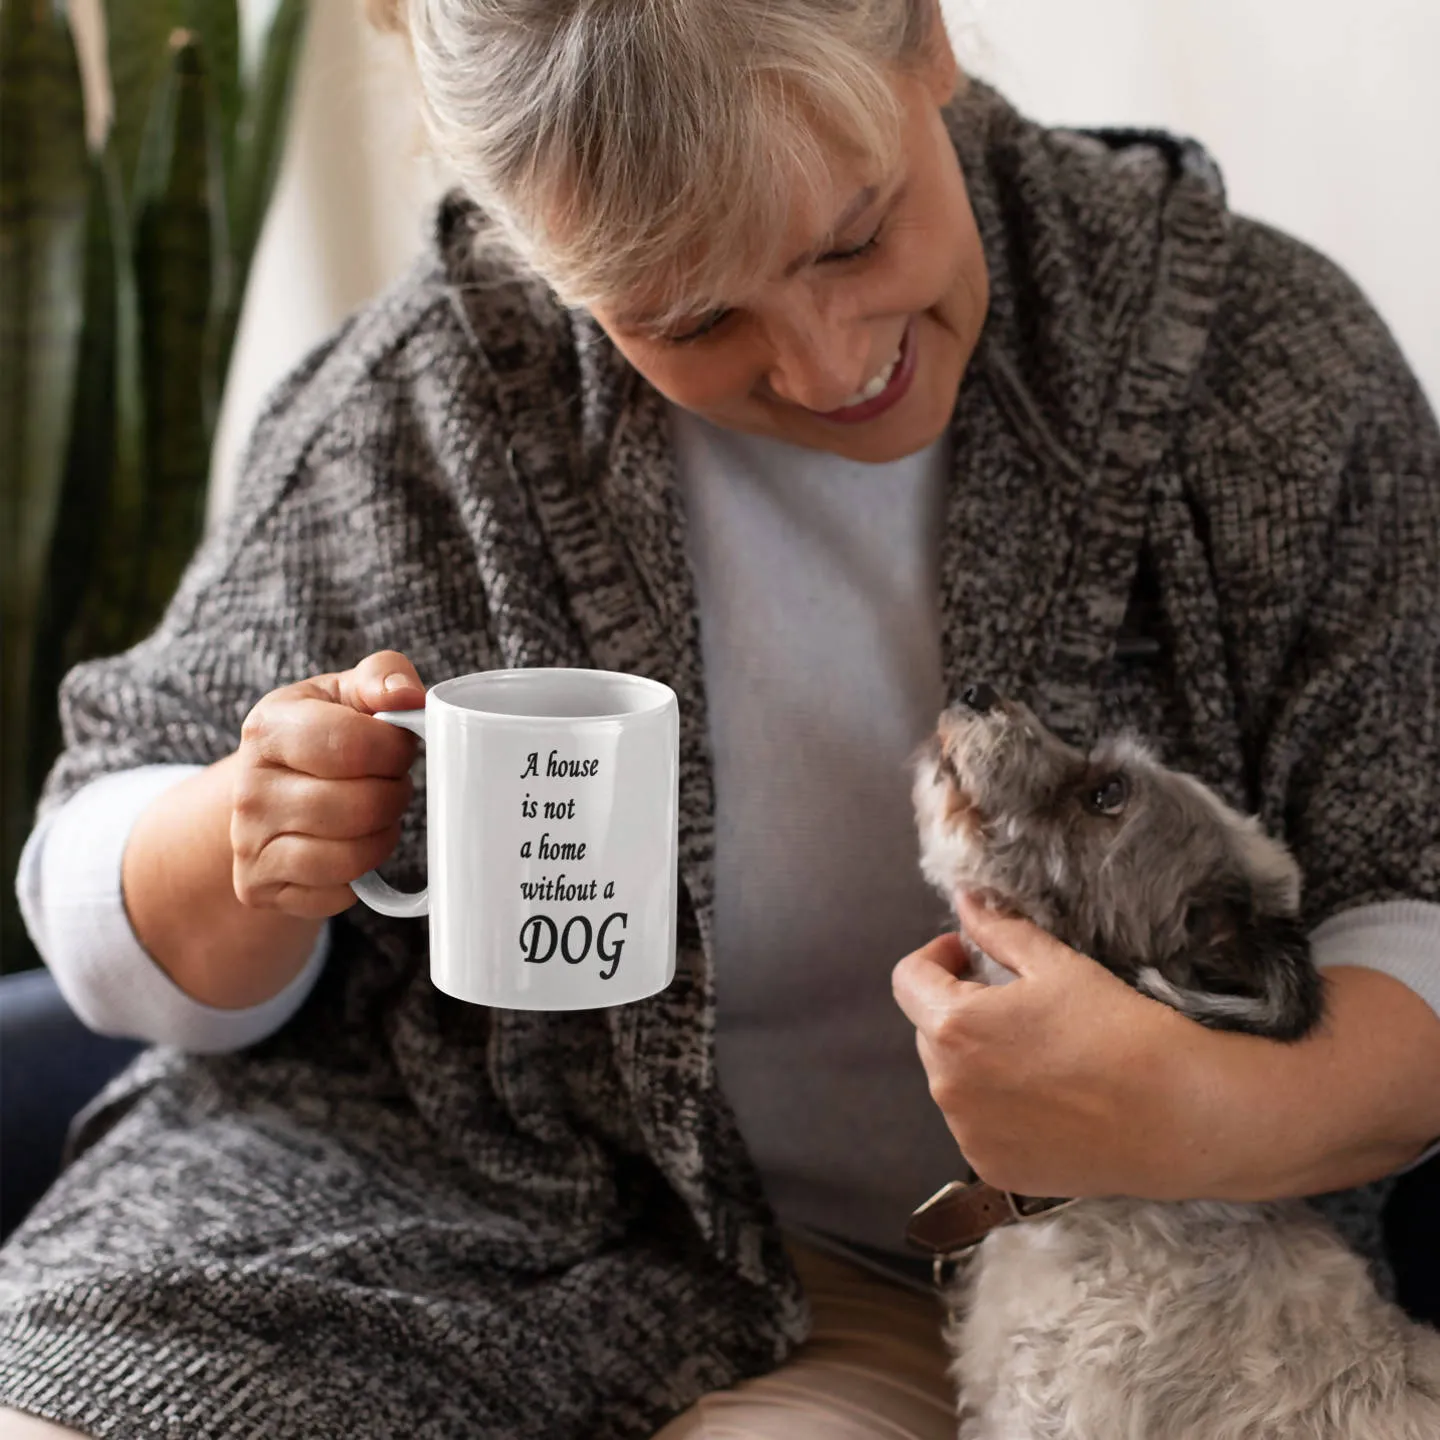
[428,667,676,723]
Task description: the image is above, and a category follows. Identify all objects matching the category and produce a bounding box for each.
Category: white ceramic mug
[351,667,679,1010]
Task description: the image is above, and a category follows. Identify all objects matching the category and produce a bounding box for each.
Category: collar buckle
[905,1177,1082,1271]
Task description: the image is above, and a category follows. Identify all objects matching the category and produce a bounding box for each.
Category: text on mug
[520,912,627,979]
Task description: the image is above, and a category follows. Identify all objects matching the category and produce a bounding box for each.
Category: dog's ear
[1179,898,1325,1042]
[1225,911,1324,1041]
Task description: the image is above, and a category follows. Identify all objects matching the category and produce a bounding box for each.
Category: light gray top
[666,402,965,1265]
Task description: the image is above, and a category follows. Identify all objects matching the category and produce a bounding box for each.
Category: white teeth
[838,350,901,409]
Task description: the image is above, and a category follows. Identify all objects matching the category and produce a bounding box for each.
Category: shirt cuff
[1311,900,1440,1176]
[15,765,330,1054]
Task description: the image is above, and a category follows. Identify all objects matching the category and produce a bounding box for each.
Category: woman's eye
[819,225,884,265]
[1086,775,1129,815]
[662,226,884,344]
[659,224,881,342]
[666,308,732,345]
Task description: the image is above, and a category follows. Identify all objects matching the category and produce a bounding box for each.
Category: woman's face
[588,33,989,465]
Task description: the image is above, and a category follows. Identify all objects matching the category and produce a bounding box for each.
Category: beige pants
[653,1237,958,1439]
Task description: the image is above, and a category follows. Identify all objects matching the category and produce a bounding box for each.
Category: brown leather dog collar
[905,1178,1081,1283]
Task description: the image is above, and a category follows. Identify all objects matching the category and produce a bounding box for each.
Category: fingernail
[383,673,410,693]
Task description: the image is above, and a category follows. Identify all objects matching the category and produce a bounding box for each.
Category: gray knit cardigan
[2,80,1437,1439]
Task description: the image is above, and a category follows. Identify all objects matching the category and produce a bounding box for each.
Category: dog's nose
[959,682,1000,714]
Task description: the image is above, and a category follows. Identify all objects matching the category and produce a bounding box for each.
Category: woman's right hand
[230,650,426,919]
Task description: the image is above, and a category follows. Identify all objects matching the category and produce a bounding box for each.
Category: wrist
[1139,1010,1247,1199]
[122,752,324,1009]
[1159,967,1440,1201]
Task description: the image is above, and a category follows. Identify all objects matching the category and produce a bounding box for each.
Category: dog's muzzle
[957,681,1001,714]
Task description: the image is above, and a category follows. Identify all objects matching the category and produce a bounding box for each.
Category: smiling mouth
[754,318,918,420]
[839,347,903,407]
[812,316,918,423]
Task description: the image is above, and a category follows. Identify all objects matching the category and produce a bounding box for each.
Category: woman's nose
[763,320,873,413]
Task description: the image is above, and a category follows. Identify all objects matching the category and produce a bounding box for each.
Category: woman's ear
[917,0,963,106]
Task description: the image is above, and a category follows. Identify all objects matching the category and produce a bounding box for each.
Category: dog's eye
[1085,775,1129,816]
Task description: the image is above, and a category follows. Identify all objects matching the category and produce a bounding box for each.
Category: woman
[3,1,1438,1436]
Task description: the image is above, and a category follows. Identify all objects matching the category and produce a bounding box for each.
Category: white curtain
[214,0,1440,513]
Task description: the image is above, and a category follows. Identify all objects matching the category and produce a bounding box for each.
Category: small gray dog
[909,684,1440,1440]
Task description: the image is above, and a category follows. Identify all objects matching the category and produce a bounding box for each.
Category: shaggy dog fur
[910,686,1440,1440]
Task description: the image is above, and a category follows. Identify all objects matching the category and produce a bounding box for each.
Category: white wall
[955,0,1440,407]
[213,0,1440,515]
[212,1,447,519]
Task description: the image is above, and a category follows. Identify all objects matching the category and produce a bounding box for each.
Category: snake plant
[1,0,311,973]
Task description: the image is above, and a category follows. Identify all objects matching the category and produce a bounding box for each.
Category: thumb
[340,650,427,716]
[891,930,989,1029]
[955,890,1076,979]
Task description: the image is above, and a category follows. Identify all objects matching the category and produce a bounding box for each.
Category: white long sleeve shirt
[16,765,329,1054]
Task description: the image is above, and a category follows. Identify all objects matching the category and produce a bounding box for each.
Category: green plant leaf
[191,0,241,205]
[105,0,187,197]
[130,30,222,636]
[215,0,309,389]
[1,0,90,631]
[107,0,240,202]
[27,149,121,803]
[135,9,241,434]
[230,0,309,269]
[0,0,90,973]
[45,140,147,690]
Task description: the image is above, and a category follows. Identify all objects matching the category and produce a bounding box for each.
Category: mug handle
[349,708,429,918]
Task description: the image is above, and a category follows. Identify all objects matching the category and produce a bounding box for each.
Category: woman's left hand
[891,891,1216,1200]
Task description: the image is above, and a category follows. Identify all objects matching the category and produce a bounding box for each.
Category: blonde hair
[370,1,949,328]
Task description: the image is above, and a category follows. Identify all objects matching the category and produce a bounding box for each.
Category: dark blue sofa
[1,969,144,1237]
[3,969,1438,1327]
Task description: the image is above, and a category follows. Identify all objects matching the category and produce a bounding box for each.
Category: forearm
[122,752,324,1009]
[1179,966,1440,1201]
